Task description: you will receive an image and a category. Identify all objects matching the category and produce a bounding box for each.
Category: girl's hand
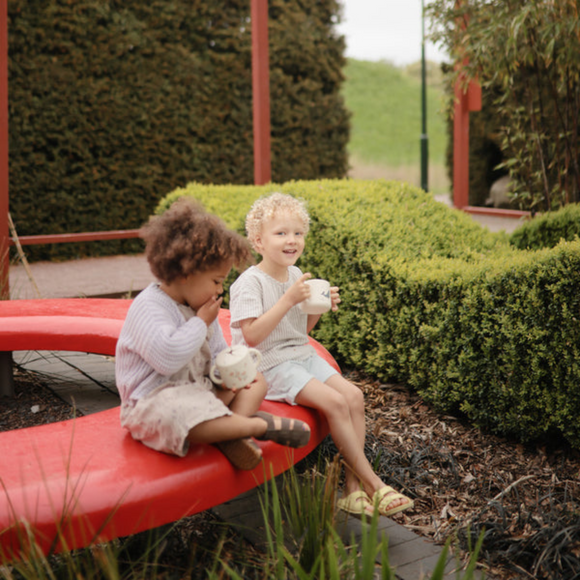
[283,272,312,307]
[197,296,223,326]
[330,286,341,312]
[230,377,258,393]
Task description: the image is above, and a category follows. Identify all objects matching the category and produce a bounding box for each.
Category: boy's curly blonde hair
[141,198,252,284]
[245,192,310,250]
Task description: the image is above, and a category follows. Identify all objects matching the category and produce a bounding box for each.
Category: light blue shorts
[263,355,338,405]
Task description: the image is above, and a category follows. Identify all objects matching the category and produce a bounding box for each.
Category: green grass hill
[342,58,449,194]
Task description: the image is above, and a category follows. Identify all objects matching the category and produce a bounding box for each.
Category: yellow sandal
[372,486,414,517]
[337,490,374,516]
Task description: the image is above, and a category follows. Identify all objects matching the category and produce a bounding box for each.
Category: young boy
[229,192,414,516]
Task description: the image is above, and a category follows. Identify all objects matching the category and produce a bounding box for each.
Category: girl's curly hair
[141,198,252,284]
[245,192,310,250]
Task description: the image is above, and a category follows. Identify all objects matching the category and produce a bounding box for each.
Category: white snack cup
[300,279,332,315]
[210,345,262,390]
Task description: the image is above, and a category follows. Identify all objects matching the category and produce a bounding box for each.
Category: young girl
[229,192,414,515]
[115,198,311,471]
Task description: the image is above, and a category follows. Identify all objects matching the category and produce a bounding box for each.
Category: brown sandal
[216,437,262,470]
[253,411,311,448]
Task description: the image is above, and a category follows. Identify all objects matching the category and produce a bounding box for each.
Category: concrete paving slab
[13,350,119,415]
[9,253,155,300]
[434,194,524,234]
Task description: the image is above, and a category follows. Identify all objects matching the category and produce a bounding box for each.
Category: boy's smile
[255,213,306,280]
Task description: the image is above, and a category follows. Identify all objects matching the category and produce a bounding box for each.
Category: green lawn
[342,58,449,194]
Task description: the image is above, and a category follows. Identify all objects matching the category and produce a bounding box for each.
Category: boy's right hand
[283,272,312,307]
[197,296,223,326]
[239,274,312,347]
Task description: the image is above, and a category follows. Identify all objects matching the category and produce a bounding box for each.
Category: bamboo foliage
[427,0,580,211]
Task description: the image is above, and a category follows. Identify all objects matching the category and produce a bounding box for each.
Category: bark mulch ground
[2,366,579,579]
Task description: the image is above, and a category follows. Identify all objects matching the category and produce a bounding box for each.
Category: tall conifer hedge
[8,0,349,260]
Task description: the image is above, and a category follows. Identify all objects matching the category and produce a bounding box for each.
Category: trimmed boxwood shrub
[158,179,580,450]
[510,203,580,250]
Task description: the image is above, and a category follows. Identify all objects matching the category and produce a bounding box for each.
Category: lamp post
[420,0,429,192]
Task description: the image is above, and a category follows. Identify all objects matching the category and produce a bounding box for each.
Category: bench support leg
[0,351,14,397]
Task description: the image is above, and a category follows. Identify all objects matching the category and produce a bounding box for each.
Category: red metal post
[453,0,469,208]
[454,73,529,218]
[452,0,481,209]
[453,77,470,209]
[0,0,8,299]
[453,75,481,208]
[251,0,271,185]
[0,0,13,396]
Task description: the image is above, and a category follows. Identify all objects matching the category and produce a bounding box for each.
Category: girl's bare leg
[191,372,269,446]
[187,409,310,447]
[188,414,267,470]
[187,414,266,445]
[189,373,307,470]
[214,373,268,416]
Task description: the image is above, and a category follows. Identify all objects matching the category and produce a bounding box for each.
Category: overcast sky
[335,0,448,66]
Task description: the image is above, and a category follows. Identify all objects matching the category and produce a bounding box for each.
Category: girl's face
[167,260,232,310]
[254,212,306,275]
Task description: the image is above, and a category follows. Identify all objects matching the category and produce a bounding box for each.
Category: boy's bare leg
[296,378,408,510]
[324,375,369,494]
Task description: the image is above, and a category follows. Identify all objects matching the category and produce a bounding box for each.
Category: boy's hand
[283,272,312,307]
[197,296,223,326]
[330,286,341,312]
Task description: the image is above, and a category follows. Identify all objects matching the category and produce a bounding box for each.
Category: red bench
[0,299,334,559]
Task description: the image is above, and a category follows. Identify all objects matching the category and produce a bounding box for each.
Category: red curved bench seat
[0,299,334,559]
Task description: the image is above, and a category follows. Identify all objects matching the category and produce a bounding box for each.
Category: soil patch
[0,367,78,430]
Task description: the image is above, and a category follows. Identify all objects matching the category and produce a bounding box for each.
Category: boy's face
[255,212,306,271]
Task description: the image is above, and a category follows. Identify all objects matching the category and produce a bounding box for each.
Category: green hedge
[510,203,580,250]
[159,179,580,449]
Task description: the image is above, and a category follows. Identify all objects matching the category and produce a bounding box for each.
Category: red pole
[0,0,12,396]
[453,74,470,208]
[0,0,8,299]
[453,74,482,209]
[452,0,481,209]
[251,0,271,185]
